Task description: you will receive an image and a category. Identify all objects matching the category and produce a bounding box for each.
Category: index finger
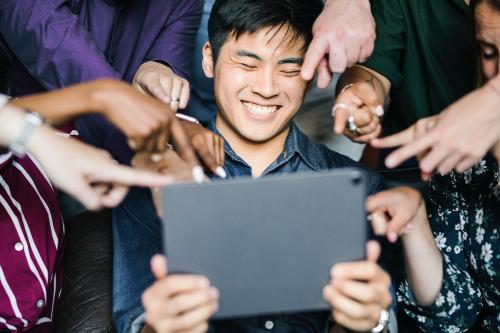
[365,191,392,213]
[98,164,176,187]
[169,117,200,168]
[301,37,329,81]
[370,126,414,149]
[385,132,438,169]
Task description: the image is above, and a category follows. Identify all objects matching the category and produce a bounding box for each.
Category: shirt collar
[207,118,323,173]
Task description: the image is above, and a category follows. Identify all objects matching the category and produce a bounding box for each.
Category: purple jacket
[0,0,202,96]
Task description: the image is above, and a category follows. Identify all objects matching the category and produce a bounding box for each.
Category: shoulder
[305,141,383,195]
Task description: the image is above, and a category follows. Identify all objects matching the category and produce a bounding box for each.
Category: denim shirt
[110,121,384,333]
[208,121,383,190]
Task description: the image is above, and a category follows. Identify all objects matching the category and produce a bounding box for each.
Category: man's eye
[281,70,301,77]
[239,63,257,69]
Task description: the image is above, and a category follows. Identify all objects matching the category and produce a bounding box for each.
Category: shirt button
[14,243,23,252]
[265,320,274,330]
[36,299,44,309]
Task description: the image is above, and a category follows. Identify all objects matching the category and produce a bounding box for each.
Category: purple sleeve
[145,0,202,80]
[0,0,119,90]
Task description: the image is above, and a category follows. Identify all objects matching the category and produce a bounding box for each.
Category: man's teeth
[243,102,278,115]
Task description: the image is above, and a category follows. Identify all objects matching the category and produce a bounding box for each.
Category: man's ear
[202,42,215,79]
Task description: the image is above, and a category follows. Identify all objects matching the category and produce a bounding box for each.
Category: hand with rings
[133,61,190,112]
[333,82,384,143]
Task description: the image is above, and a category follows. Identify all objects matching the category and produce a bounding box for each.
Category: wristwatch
[10,111,44,157]
[371,309,390,333]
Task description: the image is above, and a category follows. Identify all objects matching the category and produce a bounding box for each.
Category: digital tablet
[161,169,367,319]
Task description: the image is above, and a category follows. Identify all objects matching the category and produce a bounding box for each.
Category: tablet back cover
[162,169,367,319]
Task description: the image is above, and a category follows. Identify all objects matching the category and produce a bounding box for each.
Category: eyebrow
[235,50,263,61]
[277,57,303,65]
[235,50,303,65]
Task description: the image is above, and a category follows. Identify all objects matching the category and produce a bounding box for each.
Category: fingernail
[211,288,220,299]
[150,153,162,162]
[128,139,137,149]
[215,166,227,179]
[192,166,205,184]
[388,232,398,243]
[199,277,210,287]
[385,157,396,169]
[373,105,384,117]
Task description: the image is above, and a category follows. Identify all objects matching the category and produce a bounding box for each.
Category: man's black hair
[208,0,324,61]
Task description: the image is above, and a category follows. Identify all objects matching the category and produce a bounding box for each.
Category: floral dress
[399,155,500,332]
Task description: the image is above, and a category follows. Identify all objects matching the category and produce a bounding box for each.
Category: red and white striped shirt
[0,150,64,332]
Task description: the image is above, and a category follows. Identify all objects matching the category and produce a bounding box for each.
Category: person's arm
[0,103,175,210]
[379,76,500,175]
[0,0,120,90]
[301,0,376,85]
[366,186,484,331]
[331,0,406,143]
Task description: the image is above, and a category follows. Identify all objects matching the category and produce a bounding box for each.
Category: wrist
[0,104,27,146]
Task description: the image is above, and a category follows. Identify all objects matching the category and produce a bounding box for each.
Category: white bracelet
[175,113,200,124]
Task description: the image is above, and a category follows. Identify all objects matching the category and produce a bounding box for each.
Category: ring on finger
[171,96,180,102]
[371,309,390,333]
[348,114,361,135]
[332,103,352,117]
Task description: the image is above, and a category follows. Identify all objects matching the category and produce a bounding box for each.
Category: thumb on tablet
[151,254,168,279]
[366,241,381,263]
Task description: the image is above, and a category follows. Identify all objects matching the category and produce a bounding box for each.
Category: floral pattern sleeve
[398,156,500,332]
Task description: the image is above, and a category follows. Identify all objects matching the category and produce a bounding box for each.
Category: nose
[252,67,279,99]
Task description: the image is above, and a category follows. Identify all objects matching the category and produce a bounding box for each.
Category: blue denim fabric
[112,120,385,332]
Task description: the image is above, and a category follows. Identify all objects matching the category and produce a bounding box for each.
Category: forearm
[0,104,26,147]
[401,208,443,306]
[10,80,115,125]
[337,65,391,108]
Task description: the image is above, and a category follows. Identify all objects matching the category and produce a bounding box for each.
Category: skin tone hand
[334,65,391,143]
[366,187,425,243]
[367,187,443,306]
[323,241,392,332]
[0,105,175,211]
[132,149,195,217]
[141,255,219,333]
[334,82,383,143]
[180,121,226,177]
[373,82,500,177]
[134,61,191,112]
[371,115,439,181]
[301,0,376,87]
[10,79,200,165]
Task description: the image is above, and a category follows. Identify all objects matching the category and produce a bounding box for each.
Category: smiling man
[109,1,395,333]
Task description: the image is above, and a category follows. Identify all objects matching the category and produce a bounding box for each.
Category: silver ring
[371,309,390,333]
[348,114,361,135]
[171,97,180,102]
[332,103,352,117]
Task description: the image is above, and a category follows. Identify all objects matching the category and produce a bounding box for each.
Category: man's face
[203,26,308,143]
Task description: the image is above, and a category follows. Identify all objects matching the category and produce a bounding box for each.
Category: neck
[215,116,290,178]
